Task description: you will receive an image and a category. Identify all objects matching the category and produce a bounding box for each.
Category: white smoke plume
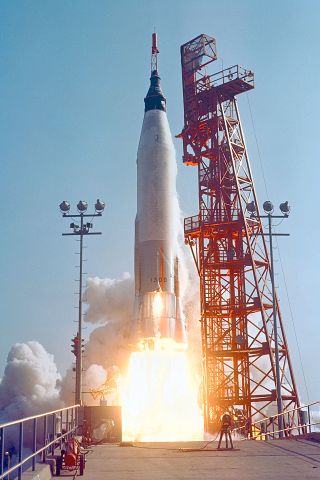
[0,341,62,422]
[84,273,134,325]
[60,363,108,406]
[173,202,202,367]
[179,250,201,364]
[84,273,134,369]
[59,273,135,402]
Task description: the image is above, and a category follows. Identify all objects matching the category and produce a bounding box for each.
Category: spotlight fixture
[263,201,274,214]
[279,201,290,216]
[77,201,88,213]
[246,201,256,216]
[59,201,70,213]
[95,199,105,212]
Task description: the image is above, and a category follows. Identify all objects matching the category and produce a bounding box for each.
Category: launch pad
[76,439,320,480]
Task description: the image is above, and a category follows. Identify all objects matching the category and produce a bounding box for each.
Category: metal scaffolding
[178,34,300,433]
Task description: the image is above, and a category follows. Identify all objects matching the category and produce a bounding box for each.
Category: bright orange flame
[121,338,203,442]
[152,291,163,317]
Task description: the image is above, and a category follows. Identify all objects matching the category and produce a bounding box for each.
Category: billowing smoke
[84,273,134,326]
[60,363,108,406]
[170,196,202,369]
[0,341,62,422]
[60,273,134,403]
[178,250,201,364]
[84,273,134,369]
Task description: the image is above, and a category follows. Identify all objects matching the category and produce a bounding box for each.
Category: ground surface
[73,439,320,480]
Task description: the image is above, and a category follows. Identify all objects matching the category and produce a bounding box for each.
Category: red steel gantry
[178,34,300,433]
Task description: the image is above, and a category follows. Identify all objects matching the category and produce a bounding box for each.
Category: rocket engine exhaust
[133,35,186,344]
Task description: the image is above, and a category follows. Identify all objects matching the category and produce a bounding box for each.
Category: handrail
[0,405,79,429]
[232,400,320,440]
[0,422,76,480]
[0,404,80,480]
[195,64,254,94]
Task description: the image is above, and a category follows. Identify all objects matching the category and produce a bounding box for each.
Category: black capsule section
[144,70,166,113]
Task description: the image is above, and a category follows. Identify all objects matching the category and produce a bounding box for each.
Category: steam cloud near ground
[0,341,62,422]
[60,273,135,405]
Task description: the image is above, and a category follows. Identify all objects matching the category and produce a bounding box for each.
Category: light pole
[59,199,105,405]
[247,200,290,438]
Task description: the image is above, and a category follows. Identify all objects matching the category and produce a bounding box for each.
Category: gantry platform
[70,439,320,480]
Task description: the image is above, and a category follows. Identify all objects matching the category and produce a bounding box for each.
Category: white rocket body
[134,69,186,343]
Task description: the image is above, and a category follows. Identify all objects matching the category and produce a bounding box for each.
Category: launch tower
[178,34,300,432]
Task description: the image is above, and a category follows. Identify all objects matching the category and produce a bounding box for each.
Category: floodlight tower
[178,34,300,434]
[60,199,105,405]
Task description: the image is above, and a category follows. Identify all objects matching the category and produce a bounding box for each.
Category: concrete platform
[22,463,52,480]
[75,439,320,480]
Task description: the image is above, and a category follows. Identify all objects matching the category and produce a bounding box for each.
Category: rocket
[134,34,186,343]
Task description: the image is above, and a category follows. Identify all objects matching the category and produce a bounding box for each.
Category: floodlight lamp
[59,201,70,213]
[279,201,290,216]
[263,201,274,214]
[77,201,88,212]
[246,201,256,215]
[95,199,105,212]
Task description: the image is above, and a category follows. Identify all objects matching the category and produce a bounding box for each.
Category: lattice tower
[178,34,300,433]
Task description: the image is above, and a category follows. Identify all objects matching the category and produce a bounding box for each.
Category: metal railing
[195,64,254,94]
[184,211,241,234]
[0,404,80,480]
[232,401,320,440]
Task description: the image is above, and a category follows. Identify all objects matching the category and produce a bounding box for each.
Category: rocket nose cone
[144,69,166,113]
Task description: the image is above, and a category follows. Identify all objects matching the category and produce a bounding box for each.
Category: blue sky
[1,0,319,402]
